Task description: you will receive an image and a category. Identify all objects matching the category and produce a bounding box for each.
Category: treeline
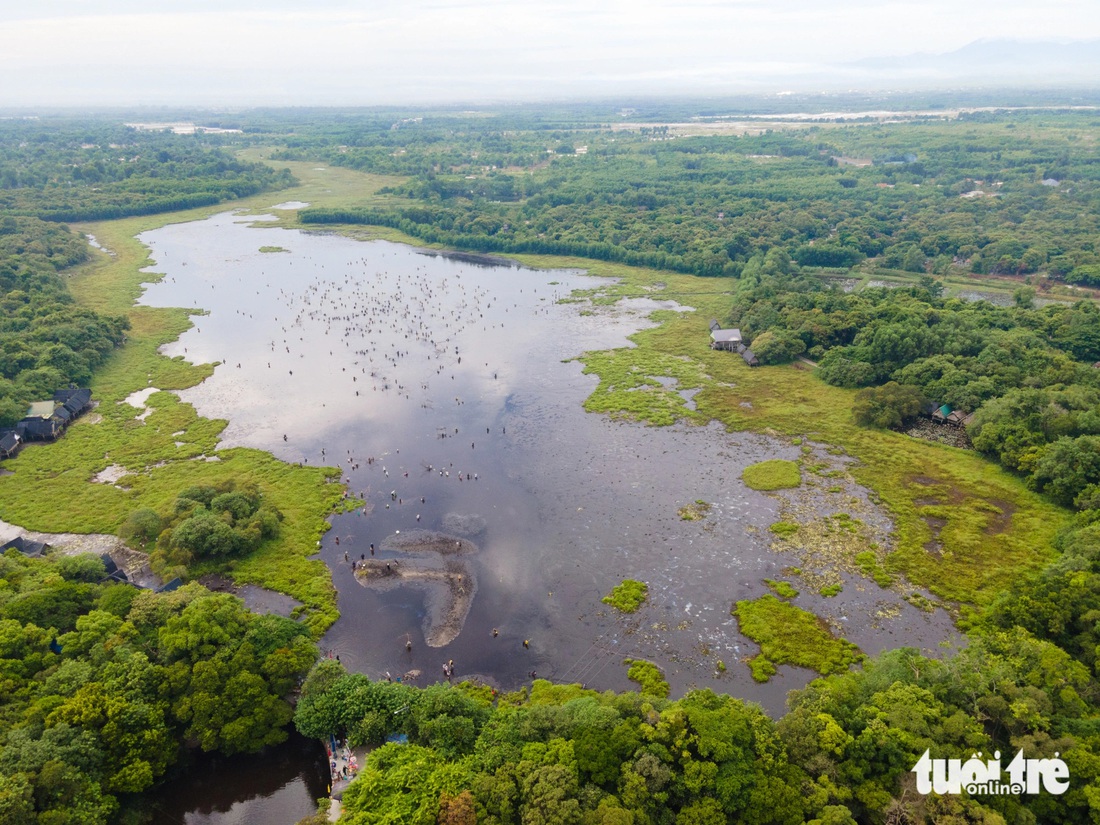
[724,251,1100,507]
[297,507,1100,823]
[0,215,129,425]
[294,110,1100,283]
[0,121,295,222]
[0,550,316,823]
[299,208,714,275]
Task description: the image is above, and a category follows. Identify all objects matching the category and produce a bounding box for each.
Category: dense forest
[295,110,1100,285]
[0,120,294,222]
[0,216,129,425]
[0,550,316,823]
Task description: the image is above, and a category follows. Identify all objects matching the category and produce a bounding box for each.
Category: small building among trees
[710,328,743,351]
[14,389,92,443]
[927,401,971,427]
[931,403,953,423]
[54,388,93,417]
[0,431,22,460]
[0,536,49,557]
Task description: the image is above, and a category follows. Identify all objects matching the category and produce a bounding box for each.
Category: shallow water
[136,208,959,819]
[138,209,958,701]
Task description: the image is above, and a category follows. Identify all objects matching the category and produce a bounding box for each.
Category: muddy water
[137,209,958,819]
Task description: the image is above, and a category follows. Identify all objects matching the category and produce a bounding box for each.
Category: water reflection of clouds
[136,212,958,713]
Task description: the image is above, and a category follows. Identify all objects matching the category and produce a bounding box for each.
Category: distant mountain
[844,39,1100,86]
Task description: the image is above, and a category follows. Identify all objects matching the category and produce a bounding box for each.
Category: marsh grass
[623,658,671,698]
[602,579,648,613]
[742,459,802,491]
[734,594,862,682]
[524,258,1068,610]
[579,344,711,427]
[764,579,799,599]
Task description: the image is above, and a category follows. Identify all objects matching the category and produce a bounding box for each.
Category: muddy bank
[420,249,522,268]
[355,529,480,646]
[382,528,478,556]
[199,574,304,618]
[442,512,487,536]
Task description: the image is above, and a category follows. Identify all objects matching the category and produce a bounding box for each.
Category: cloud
[2,1,1099,105]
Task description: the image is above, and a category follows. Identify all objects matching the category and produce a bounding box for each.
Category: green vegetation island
[2,95,1100,823]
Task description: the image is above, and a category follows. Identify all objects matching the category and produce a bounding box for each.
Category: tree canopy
[0,550,315,823]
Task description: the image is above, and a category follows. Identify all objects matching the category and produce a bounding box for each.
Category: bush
[54,554,107,583]
[623,658,670,698]
[750,329,806,365]
[171,511,248,557]
[119,508,162,547]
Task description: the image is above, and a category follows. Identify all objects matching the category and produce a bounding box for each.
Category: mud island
[355,528,479,646]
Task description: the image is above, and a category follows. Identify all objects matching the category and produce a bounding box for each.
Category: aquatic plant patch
[733,594,862,681]
[742,459,801,491]
[623,657,670,698]
[602,579,648,613]
[764,579,799,599]
[678,499,711,521]
[769,521,800,538]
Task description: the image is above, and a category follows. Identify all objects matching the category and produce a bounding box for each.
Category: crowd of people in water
[168,245,576,690]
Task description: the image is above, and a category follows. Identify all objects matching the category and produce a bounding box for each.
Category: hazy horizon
[2,1,1099,107]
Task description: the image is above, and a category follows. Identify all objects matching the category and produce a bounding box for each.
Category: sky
[1,0,1099,107]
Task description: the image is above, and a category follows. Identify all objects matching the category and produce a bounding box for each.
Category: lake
[136,208,958,821]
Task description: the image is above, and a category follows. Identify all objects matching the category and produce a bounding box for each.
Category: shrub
[623,658,670,698]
